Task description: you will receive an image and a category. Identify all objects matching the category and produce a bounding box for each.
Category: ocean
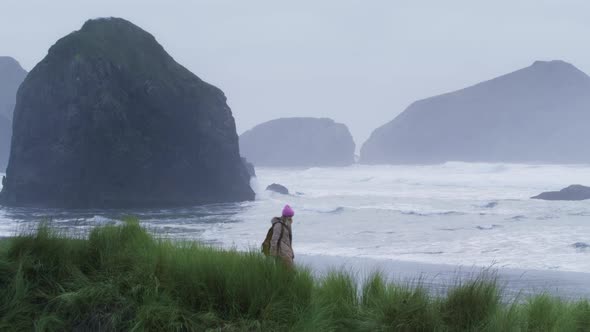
[1,162,590,273]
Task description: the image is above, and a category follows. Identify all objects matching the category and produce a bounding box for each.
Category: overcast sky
[1,0,589,148]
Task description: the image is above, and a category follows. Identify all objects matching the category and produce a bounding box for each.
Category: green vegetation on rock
[0,221,588,331]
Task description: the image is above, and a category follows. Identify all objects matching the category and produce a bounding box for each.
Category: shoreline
[2,221,590,330]
[298,254,590,300]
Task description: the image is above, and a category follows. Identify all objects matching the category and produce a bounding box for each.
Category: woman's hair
[282,216,293,223]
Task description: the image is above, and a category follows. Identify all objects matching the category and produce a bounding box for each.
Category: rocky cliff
[240,117,355,167]
[0,56,27,171]
[361,60,590,164]
[0,115,10,172]
[0,18,254,207]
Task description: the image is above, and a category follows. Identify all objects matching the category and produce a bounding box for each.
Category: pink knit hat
[282,205,295,217]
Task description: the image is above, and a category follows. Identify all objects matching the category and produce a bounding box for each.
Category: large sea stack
[361,60,590,164]
[0,18,254,208]
[0,56,27,171]
[240,118,355,167]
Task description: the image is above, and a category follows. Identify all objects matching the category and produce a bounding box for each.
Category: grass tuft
[441,274,501,330]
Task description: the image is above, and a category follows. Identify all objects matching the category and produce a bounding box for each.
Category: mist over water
[1,163,590,272]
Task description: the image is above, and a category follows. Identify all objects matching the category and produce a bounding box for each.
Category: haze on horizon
[1,0,589,147]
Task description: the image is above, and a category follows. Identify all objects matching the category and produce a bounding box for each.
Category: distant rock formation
[531,185,590,201]
[241,158,256,178]
[240,118,355,167]
[0,18,254,208]
[0,56,27,171]
[0,115,10,173]
[0,56,27,119]
[361,60,590,164]
[266,183,289,195]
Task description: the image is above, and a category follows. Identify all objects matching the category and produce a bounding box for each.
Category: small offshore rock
[532,185,590,201]
[266,183,289,195]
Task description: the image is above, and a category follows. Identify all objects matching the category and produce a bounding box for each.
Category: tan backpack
[261,220,290,256]
[261,226,274,256]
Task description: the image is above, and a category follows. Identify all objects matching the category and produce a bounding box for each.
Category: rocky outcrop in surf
[0,18,254,208]
[532,185,590,201]
[572,242,590,250]
[240,118,355,167]
[361,60,590,164]
[0,56,27,171]
[266,183,289,195]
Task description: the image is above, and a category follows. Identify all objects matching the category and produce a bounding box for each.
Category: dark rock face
[531,185,590,201]
[361,60,590,164]
[0,18,254,208]
[240,118,355,167]
[0,56,27,171]
[266,183,289,195]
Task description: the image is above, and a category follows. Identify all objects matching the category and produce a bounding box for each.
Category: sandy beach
[299,254,590,300]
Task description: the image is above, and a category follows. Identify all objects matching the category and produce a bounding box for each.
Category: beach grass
[0,220,588,331]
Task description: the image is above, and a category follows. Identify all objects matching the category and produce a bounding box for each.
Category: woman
[267,205,295,268]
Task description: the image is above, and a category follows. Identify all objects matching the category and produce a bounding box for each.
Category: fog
[1,0,589,146]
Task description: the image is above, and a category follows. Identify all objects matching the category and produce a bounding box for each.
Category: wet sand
[298,255,590,300]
